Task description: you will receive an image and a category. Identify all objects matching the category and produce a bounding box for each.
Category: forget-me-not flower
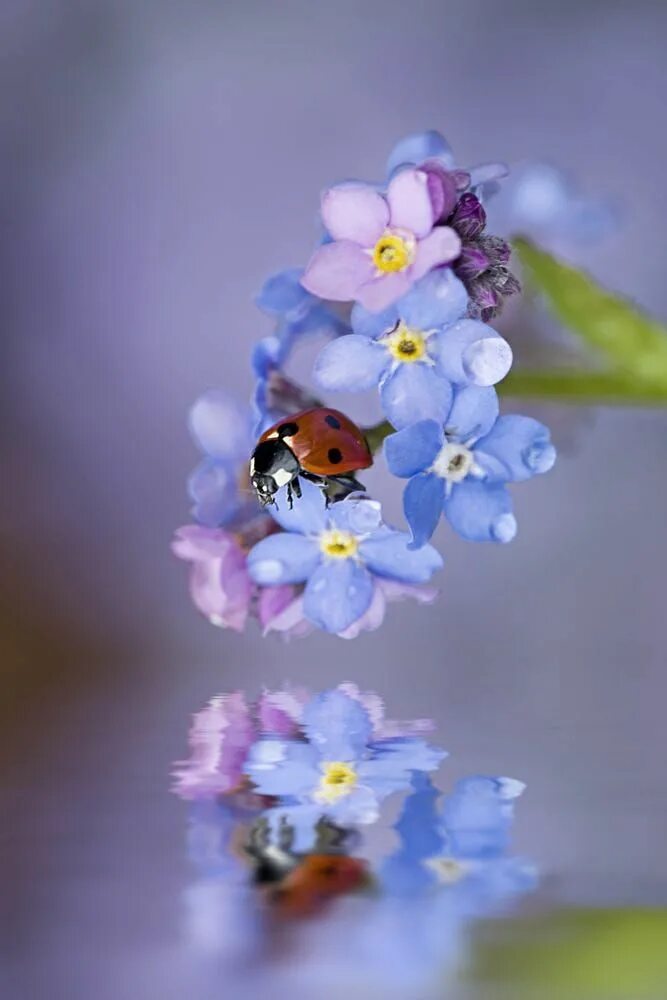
[386,129,509,203]
[187,390,254,527]
[245,688,446,849]
[301,167,461,312]
[384,385,556,546]
[313,269,512,430]
[247,480,443,633]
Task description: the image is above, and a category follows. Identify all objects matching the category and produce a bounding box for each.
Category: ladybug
[249,407,372,507]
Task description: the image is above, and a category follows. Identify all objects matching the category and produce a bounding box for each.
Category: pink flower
[173,689,305,801]
[301,168,461,313]
[172,692,254,800]
[172,525,253,632]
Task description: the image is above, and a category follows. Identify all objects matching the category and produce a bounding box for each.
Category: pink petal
[355,271,411,312]
[171,692,253,800]
[410,227,462,281]
[172,524,236,561]
[256,687,307,736]
[261,593,314,639]
[321,183,389,245]
[337,582,387,639]
[257,584,296,628]
[301,241,375,302]
[387,168,435,238]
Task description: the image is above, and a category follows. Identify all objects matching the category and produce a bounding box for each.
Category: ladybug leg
[326,474,367,500]
[291,476,302,500]
[286,481,294,510]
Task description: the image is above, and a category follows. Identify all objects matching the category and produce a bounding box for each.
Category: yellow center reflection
[316,761,358,803]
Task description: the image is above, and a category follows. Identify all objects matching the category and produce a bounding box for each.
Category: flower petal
[386,130,455,177]
[187,458,240,527]
[328,496,383,535]
[321,183,389,245]
[446,385,499,442]
[247,533,320,585]
[430,319,512,387]
[444,480,517,543]
[301,241,375,302]
[351,300,401,339]
[172,525,237,561]
[356,271,412,312]
[301,688,373,760]
[359,738,446,794]
[188,390,251,459]
[313,334,388,392]
[303,558,374,634]
[244,740,320,797]
[380,364,453,430]
[359,527,443,582]
[384,420,444,478]
[336,582,387,640]
[268,477,329,534]
[474,416,556,483]
[410,228,461,280]
[261,592,313,639]
[403,473,445,548]
[328,784,380,826]
[387,168,435,238]
[255,267,313,320]
[399,269,468,332]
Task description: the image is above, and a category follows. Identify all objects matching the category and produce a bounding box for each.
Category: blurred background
[2,2,666,997]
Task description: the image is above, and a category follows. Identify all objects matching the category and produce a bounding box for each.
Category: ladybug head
[249,439,299,505]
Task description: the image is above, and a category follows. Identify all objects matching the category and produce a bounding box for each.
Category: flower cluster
[178,686,536,930]
[173,130,556,637]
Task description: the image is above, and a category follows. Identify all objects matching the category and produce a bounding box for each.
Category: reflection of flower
[314,269,512,430]
[247,481,443,633]
[385,385,556,546]
[172,689,304,801]
[245,689,446,848]
[301,168,461,312]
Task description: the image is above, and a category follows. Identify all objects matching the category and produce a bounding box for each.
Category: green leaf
[514,238,667,384]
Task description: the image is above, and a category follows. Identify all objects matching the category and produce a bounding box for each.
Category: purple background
[2,2,666,997]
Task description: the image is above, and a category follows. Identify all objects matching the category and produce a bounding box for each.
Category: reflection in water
[177,692,537,996]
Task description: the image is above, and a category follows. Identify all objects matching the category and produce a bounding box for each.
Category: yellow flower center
[316,761,358,803]
[424,856,470,884]
[386,322,427,363]
[319,529,359,560]
[372,232,412,273]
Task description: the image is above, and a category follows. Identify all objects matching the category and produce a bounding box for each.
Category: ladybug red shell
[249,407,372,507]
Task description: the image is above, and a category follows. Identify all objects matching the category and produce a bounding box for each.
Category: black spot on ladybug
[278,422,299,439]
[324,414,341,429]
[327,447,343,465]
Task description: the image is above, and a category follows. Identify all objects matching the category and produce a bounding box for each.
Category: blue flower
[313,269,512,430]
[254,268,347,432]
[187,391,254,527]
[422,776,538,916]
[246,480,443,633]
[386,130,509,202]
[244,689,446,850]
[384,385,556,546]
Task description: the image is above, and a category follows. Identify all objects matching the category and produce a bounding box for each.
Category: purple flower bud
[449,193,486,240]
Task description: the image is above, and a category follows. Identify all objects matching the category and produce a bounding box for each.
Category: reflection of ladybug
[249,407,372,507]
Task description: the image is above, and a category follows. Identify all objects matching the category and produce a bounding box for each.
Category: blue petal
[351,300,401,339]
[247,532,320,585]
[255,267,313,320]
[268,477,329,534]
[328,496,383,535]
[430,320,512,387]
[475,416,556,483]
[188,390,251,459]
[384,420,443,478]
[301,689,373,760]
[359,739,447,795]
[327,785,381,826]
[442,776,525,859]
[187,458,240,527]
[251,335,285,379]
[399,270,468,332]
[244,740,319,797]
[313,334,388,392]
[380,364,453,431]
[444,480,517,543]
[359,527,444,582]
[445,385,499,442]
[303,559,374,634]
[403,473,446,548]
[386,130,455,177]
